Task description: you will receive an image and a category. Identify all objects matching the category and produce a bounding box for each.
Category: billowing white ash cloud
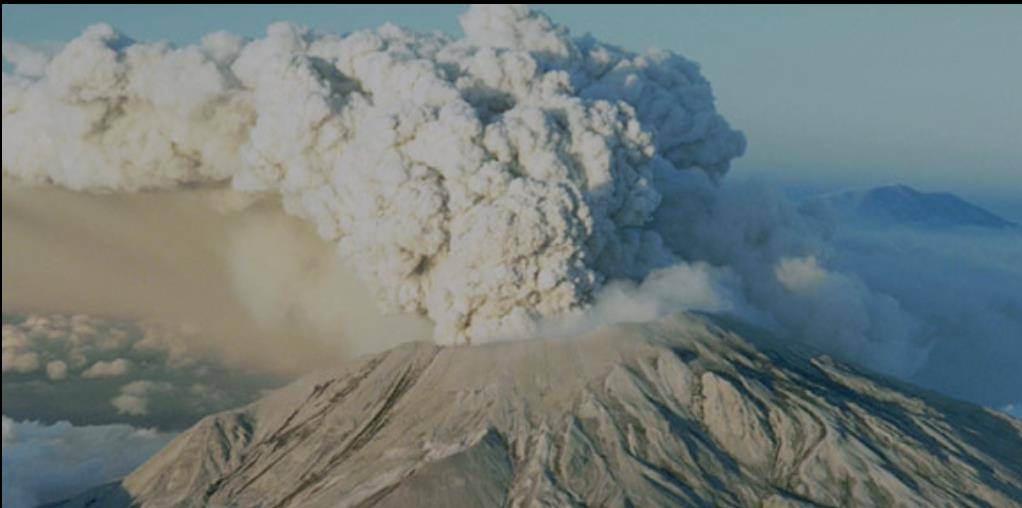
[2,4,923,374]
[540,174,926,376]
[2,5,744,343]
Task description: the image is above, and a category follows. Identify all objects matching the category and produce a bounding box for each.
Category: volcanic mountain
[802,184,1019,230]
[53,313,1022,507]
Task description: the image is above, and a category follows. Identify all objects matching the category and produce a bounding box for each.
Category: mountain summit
[53,313,1022,507]
[803,184,1018,230]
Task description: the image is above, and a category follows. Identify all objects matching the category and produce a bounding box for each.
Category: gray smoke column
[2,5,745,343]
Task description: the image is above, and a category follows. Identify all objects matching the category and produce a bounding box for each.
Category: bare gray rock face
[51,313,1022,507]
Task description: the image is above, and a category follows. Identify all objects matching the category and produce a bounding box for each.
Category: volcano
[52,313,1022,507]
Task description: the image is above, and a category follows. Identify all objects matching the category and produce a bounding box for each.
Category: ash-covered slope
[54,313,1022,507]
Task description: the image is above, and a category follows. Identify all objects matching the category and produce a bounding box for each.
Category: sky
[3,4,1020,219]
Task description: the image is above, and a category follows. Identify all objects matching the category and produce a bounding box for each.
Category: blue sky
[3,4,1020,218]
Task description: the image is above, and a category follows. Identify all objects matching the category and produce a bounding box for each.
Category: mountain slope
[54,313,1022,507]
[802,184,1019,230]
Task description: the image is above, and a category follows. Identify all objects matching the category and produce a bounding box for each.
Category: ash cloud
[824,225,1022,410]
[4,5,746,344]
[3,5,930,380]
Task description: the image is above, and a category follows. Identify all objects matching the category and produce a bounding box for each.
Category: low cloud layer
[2,415,175,508]
[2,313,285,429]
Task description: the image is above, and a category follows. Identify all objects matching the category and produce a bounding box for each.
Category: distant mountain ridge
[802,184,1019,230]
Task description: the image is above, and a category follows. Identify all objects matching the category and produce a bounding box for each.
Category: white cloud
[775,256,828,291]
[1,313,282,429]
[1,350,39,374]
[1001,403,1022,420]
[45,360,68,381]
[81,358,132,379]
[0,40,49,78]
[3,325,41,374]
[110,380,173,416]
[1,415,174,508]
